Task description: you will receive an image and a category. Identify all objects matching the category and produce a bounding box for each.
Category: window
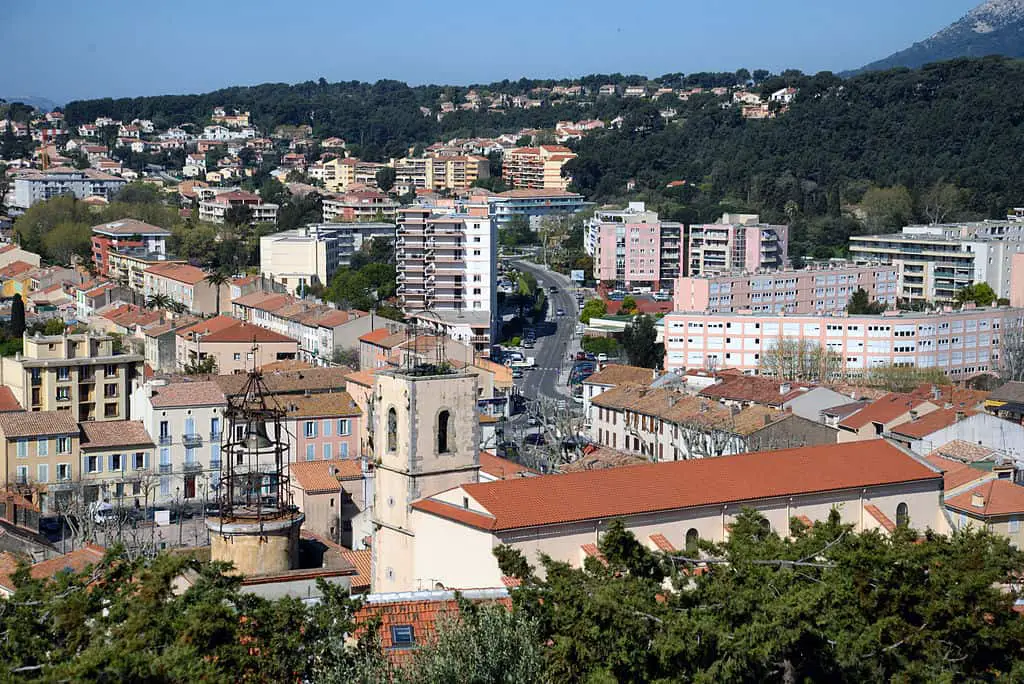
[86,455,101,473]
[1010,517,1021,534]
[56,437,70,454]
[390,625,415,647]
[387,408,397,452]
[896,502,909,528]
[685,528,699,552]
[37,464,49,483]
[159,421,169,439]
[37,438,49,456]
[56,463,70,481]
[57,367,70,381]
[15,466,27,484]
[104,364,117,378]
[132,452,146,469]
[338,419,351,436]
[159,448,170,466]
[304,421,317,438]
[340,442,349,458]
[233,353,241,360]
[104,383,118,398]
[323,443,332,460]
[110,454,123,471]
[323,419,332,437]
[104,403,117,418]
[437,410,451,454]
[56,387,71,402]
[16,440,27,458]
[306,444,315,461]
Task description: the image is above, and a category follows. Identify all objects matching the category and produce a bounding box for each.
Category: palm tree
[204,270,231,315]
[146,294,172,310]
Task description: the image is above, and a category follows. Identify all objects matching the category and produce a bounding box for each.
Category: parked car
[597,353,608,362]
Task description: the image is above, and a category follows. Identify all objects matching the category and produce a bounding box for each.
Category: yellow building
[393,155,489,192]
[0,411,80,513]
[0,332,144,422]
[502,145,576,191]
[0,260,35,298]
[319,158,386,193]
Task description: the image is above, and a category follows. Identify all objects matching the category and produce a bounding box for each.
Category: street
[510,259,582,403]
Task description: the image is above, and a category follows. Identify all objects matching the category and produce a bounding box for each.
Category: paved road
[511,260,581,403]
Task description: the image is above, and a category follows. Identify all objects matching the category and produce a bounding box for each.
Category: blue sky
[1,0,978,104]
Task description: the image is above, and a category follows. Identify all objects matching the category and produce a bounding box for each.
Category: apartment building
[281,392,363,462]
[316,157,386,193]
[688,214,788,276]
[90,218,170,272]
[393,155,489,192]
[198,189,278,224]
[232,291,391,365]
[587,202,683,290]
[0,411,79,513]
[322,190,400,222]
[663,307,1020,379]
[144,263,225,315]
[130,379,227,504]
[396,206,496,351]
[174,316,300,374]
[259,222,395,293]
[11,167,126,208]
[850,222,1024,303]
[502,145,577,191]
[79,420,156,507]
[107,250,187,295]
[0,332,143,422]
[484,188,586,228]
[673,264,900,314]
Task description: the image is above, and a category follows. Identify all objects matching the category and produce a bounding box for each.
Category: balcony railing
[159,435,172,446]
[183,462,203,473]
[159,463,172,474]
[210,459,221,471]
[183,433,203,448]
[210,430,222,442]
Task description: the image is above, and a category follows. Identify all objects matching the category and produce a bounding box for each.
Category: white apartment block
[850,222,1024,303]
[12,168,126,208]
[663,307,1021,380]
[396,206,496,352]
[259,223,395,294]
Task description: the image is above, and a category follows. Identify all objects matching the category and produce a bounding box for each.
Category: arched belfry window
[387,407,398,452]
[896,502,909,528]
[438,410,451,454]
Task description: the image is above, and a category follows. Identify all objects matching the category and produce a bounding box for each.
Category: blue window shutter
[144,453,150,468]
[97,456,103,473]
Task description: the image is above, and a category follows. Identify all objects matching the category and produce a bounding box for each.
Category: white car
[597,353,608,362]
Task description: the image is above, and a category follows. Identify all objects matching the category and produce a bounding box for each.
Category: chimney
[909,409,918,422]
[779,382,791,396]
[956,410,965,422]
[931,385,941,400]
[971,491,986,509]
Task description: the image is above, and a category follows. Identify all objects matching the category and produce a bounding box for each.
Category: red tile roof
[478,451,537,480]
[359,328,394,345]
[0,387,22,412]
[290,459,363,494]
[413,441,939,532]
[583,364,655,388]
[80,420,154,450]
[339,548,371,592]
[838,393,929,430]
[947,479,1024,517]
[863,504,896,532]
[345,369,379,388]
[0,544,109,592]
[144,262,210,285]
[0,260,34,279]
[275,391,361,418]
[354,592,511,653]
[924,454,991,492]
[698,375,806,406]
[889,408,977,439]
[0,411,78,438]
[649,533,676,552]
[176,315,241,341]
[148,380,227,408]
[198,320,297,345]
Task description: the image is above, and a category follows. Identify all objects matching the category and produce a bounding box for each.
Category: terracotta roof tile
[144,263,209,285]
[947,479,1024,517]
[148,380,227,408]
[927,439,996,464]
[478,451,536,480]
[649,533,676,552]
[175,315,241,341]
[198,320,297,345]
[838,393,930,430]
[907,384,988,409]
[91,219,169,236]
[354,592,511,653]
[924,454,992,492]
[415,441,940,532]
[274,391,361,418]
[0,411,78,438]
[988,381,1024,404]
[215,367,351,396]
[0,387,23,412]
[698,375,806,406]
[290,459,363,493]
[345,369,379,388]
[560,446,647,472]
[583,364,655,388]
[863,504,896,533]
[339,548,371,592]
[80,420,154,450]
[889,408,977,439]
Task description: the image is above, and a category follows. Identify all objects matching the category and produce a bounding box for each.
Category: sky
[1,0,980,104]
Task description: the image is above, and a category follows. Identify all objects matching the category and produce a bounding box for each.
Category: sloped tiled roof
[215,367,351,396]
[863,504,896,533]
[0,544,109,592]
[923,453,992,492]
[274,391,361,418]
[92,218,169,236]
[583,364,655,388]
[198,320,297,344]
[339,549,371,592]
[478,451,536,480]
[838,393,929,430]
[148,380,227,408]
[889,408,977,439]
[0,411,78,438]
[175,315,241,341]
[414,441,939,533]
[698,375,806,406]
[947,479,1024,517]
[648,533,676,552]
[0,387,22,412]
[354,591,511,652]
[80,420,154,450]
[928,439,996,464]
[145,262,209,285]
[290,459,363,493]
[988,381,1024,404]
[345,369,379,388]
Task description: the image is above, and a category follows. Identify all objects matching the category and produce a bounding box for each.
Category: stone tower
[371,367,480,592]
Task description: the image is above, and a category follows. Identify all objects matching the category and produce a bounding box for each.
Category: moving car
[556,308,565,317]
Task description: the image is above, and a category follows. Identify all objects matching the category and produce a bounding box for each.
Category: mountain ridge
[858,0,1024,72]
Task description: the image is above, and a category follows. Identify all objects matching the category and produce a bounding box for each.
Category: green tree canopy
[846,287,886,315]
[956,282,997,307]
[622,314,660,368]
[579,298,607,324]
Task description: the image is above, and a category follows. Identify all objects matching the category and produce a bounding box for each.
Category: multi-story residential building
[673,264,900,315]
[174,316,300,374]
[502,145,577,191]
[280,392,363,462]
[0,244,41,270]
[688,214,789,276]
[79,420,156,507]
[90,219,171,278]
[259,223,395,293]
[587,202,683,290]
[317,157,386,193]
[107,250,187,295]
[663,307,1020,380]
[0,411,79,513]
[130,379,227,504]
[144,263,225,315]
[11,167,126,208]
[484,188,586,228]
[396,206,496,352]
[850,222,1024,303]
[0,332,143,422]
[198,189,278,224]
[232,291,393,365]
[392,155,489,192]
[322,190,400,222]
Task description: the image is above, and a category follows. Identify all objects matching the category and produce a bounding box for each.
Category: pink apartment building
[688,214,788,276]
[588,202,683,289]
[282,392,363,462]
[663,307,1021,379]
[673,264,899,315]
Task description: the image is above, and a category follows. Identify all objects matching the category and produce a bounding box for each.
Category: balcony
[159,463,172,474]
[210,459,222,471]
[183,462,203,473]
[183,433,202,448]
[159,435,172,446]
[210,430,222,442]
